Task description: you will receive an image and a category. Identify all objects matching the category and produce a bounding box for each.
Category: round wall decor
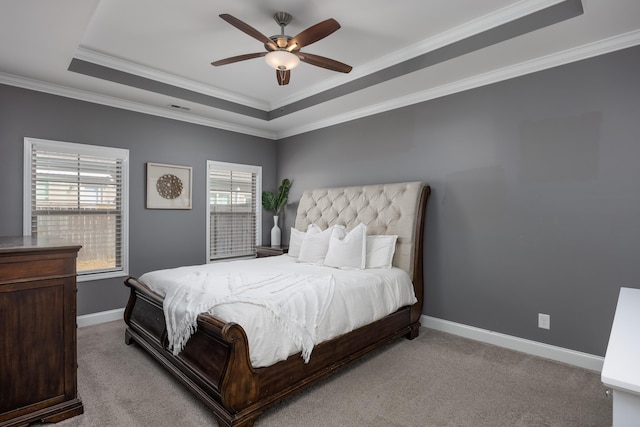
[156,173,183,199]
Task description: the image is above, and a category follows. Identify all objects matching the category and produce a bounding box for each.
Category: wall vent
[168,104,191,111]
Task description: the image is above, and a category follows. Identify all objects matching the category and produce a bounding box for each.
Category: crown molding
[69,1,571,112]
[74,47,270,111]
[273,0,569,108]
[2,29,638,141]
[0,71,277,140]
[277,29,640,139]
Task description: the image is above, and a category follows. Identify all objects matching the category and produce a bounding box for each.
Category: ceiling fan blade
[297,52,352,73]
[288,18,340,50]
[276,69,291,85]
[211,52,267,66]
[219,14,277,51]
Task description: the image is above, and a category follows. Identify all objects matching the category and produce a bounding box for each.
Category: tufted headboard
[294,182,430,281]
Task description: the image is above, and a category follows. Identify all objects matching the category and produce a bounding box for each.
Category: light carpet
[53,320,611,426]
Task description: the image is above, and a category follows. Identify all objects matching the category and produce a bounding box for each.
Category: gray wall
[278,46,640,356]
[0,85,277,315]
[1,45,638,357]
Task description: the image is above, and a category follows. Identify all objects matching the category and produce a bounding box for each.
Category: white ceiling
[1,0,639,139]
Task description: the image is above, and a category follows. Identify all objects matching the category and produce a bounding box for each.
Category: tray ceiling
[1,0,639,139]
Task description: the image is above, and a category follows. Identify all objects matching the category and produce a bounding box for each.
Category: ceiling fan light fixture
[265,50,300,71]
[275,36,289,48]
[214,13,350,85]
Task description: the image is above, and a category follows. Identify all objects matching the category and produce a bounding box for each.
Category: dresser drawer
[0,257,71,283]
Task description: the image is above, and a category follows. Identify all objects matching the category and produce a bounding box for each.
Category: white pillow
[324,223,367,269]
[288,228,306,258]
[297,224,344,264]
[366,235,398,269]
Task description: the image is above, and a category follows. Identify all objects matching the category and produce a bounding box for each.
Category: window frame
[23,137,130,282]
[206,160,262,263]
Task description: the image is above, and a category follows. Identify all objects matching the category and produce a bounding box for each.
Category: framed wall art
[146,162,192,209]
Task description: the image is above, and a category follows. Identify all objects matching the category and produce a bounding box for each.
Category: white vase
[270,215,281,247]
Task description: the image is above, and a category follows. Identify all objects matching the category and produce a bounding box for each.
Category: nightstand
[256,245,289,258]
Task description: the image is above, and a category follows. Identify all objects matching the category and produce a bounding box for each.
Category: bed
[123,181,430,426]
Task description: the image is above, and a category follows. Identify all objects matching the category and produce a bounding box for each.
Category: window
[207,160,261,261]
[24,138,129,281]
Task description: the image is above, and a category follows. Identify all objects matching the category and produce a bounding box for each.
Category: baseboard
[77,308,125,328]
[76,310,603,371]
[422,315,604,372]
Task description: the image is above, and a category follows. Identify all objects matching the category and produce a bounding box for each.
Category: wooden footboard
[124,276,417,427]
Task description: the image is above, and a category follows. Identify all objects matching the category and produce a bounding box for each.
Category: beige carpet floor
[54,320,611,426]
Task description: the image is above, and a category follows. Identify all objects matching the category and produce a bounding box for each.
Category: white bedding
[139,255,417,368]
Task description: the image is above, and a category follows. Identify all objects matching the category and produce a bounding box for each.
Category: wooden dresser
[0,237,83,426]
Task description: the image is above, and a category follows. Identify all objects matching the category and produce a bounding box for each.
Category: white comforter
[139,255,417,368]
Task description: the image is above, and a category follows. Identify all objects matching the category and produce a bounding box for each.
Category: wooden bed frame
[123,182,430,427]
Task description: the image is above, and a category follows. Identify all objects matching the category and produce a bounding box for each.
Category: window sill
[77,270,128,282]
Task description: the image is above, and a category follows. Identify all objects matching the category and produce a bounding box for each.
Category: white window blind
[207,161,261,261]
[24,138,129,280]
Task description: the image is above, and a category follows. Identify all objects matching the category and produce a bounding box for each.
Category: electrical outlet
[538,313,550,330]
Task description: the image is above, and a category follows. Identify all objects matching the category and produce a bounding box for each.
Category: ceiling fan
[211,12,352,86]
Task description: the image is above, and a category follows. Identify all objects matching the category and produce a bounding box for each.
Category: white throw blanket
[163,271,335,363]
